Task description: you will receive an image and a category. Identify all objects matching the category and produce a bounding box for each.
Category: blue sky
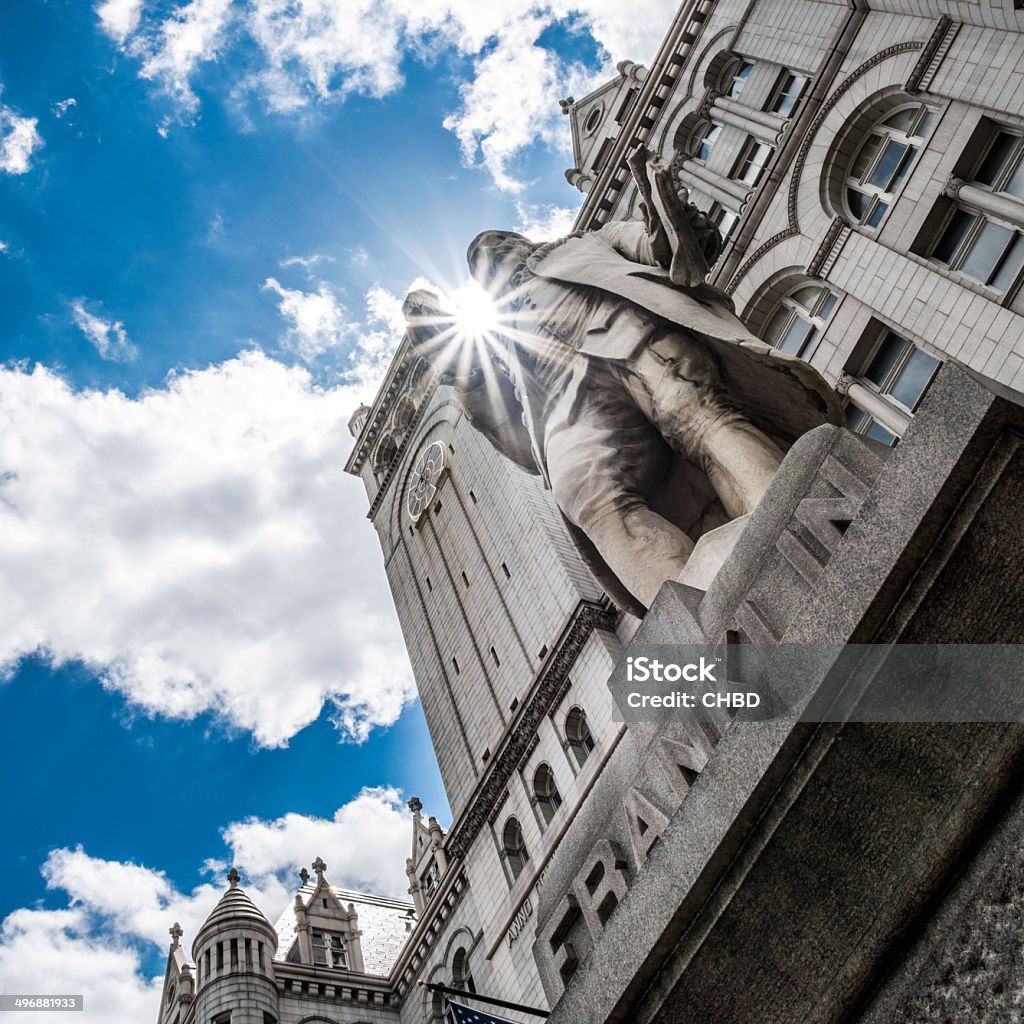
[0,0,670,1018]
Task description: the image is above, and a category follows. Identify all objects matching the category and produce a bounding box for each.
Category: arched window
[502,817,529,879]
[533,763,563,824]
[452,947,476,993]
[762,284,838,359]
[846,104,935,228]
[565,707,595,768]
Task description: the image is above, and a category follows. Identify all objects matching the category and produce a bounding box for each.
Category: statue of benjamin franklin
[404,151,842,616]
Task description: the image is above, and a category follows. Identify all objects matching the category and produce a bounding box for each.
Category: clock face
[407,441,447,523]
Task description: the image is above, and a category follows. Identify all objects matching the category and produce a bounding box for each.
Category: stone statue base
[532,363,1024,1024]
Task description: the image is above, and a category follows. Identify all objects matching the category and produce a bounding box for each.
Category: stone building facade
[155,1,1024,1022]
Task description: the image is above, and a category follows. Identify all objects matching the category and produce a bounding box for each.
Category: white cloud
[514,199,579,240]
[70,298,139,362]
[0,241,8,254]
[343,283,408,394]
[0,788,413,1024]
[96,0,146,45]
[262,276,348,361]
[53,97,78,119]
[0,908,162,1024]
[0,351,414,747]
[137,0,234,117]
[0,99,43,175]
[223,786,413,898]
[96,0,675,191]
[280,252,335,273]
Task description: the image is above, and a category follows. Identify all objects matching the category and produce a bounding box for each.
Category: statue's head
[467,231,536,292]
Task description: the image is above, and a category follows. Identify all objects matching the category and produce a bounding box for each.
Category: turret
[192,868,280,1024]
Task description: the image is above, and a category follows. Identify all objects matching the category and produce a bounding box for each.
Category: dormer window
[312,931,347,969]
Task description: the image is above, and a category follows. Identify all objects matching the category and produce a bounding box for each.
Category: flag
[448,998,519,1024]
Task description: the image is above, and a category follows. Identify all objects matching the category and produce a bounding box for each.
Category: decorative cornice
[806,216,850,279]
[724,39,923,295]
[725,228,797,295]
[446,601,618,859]
[576,0,719,231]
[390,867,470,998]
[906,15,957,94]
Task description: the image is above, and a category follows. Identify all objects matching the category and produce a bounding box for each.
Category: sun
[447,280,500,339]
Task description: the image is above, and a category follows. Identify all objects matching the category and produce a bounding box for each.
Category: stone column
[711,97,785,145]
[944,176,1024,227]
[678,158,750,208]
[838,375,912,436]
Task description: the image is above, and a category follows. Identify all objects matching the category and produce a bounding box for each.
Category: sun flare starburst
[447,280,500,340]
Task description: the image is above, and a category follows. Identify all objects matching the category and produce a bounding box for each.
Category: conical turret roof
[192,874,277,957]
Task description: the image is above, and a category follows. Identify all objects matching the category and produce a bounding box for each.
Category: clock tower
[345,332,625,1010]
[345,339,623,822]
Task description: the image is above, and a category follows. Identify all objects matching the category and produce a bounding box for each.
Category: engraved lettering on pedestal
[544,894,584,986]
[657,732,716,796]
[576,839,631,936]
[624,787,670,864]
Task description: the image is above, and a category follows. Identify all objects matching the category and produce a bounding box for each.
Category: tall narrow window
[533,763,563,824]
[565,707,596,767]
[733,138,773,187]
[709,202,738,242]
[452,947,476,993]
[846,104,935,228]
[502,817,529,880]
[727,59,754,99]
[696,122,722,162]
[767,71,808,117]
[762,284,838,359]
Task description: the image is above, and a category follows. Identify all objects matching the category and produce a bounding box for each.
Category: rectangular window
[490,646,501,667]
[847,330,940,445]
[733,139,773,186]
[216,942,223,970]
[768,71,808,117]
[230,938,238,968]
[501,562,511,579]
[728,60,754,99]
[452,657,460,674]
[312,933,346,969]
[708,202,738,241]
[697,122,722,162]
[933,208,1024,290]
[974,129,1024,198]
